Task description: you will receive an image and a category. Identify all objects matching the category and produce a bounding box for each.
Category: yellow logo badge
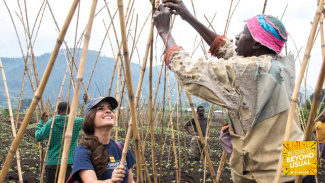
[283,141,317,175]
[110,156,115,163]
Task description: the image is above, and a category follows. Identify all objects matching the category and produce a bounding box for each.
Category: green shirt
[35,115,84,165]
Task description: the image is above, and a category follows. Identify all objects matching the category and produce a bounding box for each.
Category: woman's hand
[153,4,177,50]
[153,4,172,37]
[162,0,191,20]
[111,165,126,182]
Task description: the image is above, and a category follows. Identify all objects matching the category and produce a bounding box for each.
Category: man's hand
[162,0,191,20]
[191,132,198,136]
[111,165,126,182]
[83,93,88,103]
[41,112,48,121]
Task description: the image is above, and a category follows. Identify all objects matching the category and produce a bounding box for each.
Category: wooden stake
[190,0,208,59]
[274,1,324,182]
[186,92,217,183]
[15,65,27,128]
[0,1,80,181]
[149,15,158,182]
[167,69,179,182]
[262,0,268,14]
[158,66,167,183]
[0,59,23,183]
[117,1,142,182]
[224,0,233,35]
[57,0,97,182]
[179,87,188,166]
[176,84,182,182]
[216,151,228,183]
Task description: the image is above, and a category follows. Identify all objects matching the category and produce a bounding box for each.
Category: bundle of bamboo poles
[0,1,80,181]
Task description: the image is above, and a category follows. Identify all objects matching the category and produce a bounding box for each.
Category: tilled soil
[0,118,324,183]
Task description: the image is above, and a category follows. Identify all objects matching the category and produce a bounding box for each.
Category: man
[153,1,312,182]
[184,105,208,161]
[313,114,325,160]
[35,102,84,183]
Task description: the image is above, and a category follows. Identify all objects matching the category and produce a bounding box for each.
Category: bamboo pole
[105,4,145,178]
[19,0,46,112]
[131,11,151,60]
[120,0,161,180]
[114,77,126,141]
[31,0,47,46]
[55,79,73,183]
[46,0,88,96]
[191,12,217,57]
[179,87,188,166]
[105,3,135,96]
[317,14,325,117]
[225,0,241,36]
[115,58,122,141]
[176,84,181,182]
[57,1,97,182]
[15,65,27,128]
[15,0,48,128]
[274,1,324,182]
[224,0,233,35]
[0,1,80,181]
[216,151,228,183]
[203,105,214,181]
[204,15,216,33]
[86,11,117,92]
[186,92,217,183]
[158,66,167,183]
[294,22,325,183]
[117,1,142,182]
[167,69,179,182]
[262,0,268,14]
[149,18,158,182]
[130,14,138,61]
[0,59,23,183]
[190,0,208,59]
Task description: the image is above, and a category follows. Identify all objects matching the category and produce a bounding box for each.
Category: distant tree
[299,99,325,129]
[310,89,325,103]
[20,98,32,111]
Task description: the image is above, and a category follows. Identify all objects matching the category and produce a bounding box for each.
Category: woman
[71,97,136,183]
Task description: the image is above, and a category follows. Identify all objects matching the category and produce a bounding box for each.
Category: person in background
[184,105,208,161]
[35,102,83,183]
[313,114,325,160]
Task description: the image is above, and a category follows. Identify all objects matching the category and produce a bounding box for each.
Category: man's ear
[253,42,262,50]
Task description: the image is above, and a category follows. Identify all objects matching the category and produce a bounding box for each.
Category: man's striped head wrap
[246,14,288,54]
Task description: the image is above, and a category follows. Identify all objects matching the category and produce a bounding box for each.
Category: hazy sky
[0,0,321,91]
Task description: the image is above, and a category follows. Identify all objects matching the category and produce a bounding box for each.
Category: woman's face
[235,25,257,57]
[93,101,115,129]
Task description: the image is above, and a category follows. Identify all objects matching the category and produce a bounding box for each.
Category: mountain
[0,49,179,108]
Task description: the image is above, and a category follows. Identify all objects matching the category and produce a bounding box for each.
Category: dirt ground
[0,117,324,183]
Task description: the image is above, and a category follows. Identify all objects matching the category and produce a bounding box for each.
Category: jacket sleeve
[35,118,52,141]
[168,48,241,111]
[74,117,84,131]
